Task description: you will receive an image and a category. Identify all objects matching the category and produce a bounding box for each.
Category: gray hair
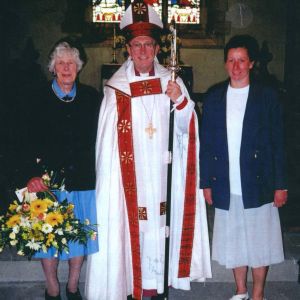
[48,41,84,74]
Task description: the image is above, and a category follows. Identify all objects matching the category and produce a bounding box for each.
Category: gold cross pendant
[145,122,156,139]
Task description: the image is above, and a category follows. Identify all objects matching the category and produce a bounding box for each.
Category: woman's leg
[251,266,268,300]
[41,258,60,296]
[67,256,84,292]
[232,266,248,295]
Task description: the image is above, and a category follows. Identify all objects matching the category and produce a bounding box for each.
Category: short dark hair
[224,34,259,62]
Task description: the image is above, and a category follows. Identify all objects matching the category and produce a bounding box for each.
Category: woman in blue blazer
[200,35,288,300]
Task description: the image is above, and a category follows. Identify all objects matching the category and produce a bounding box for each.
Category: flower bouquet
[0,172,97,259]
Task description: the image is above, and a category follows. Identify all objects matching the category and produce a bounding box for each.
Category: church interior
[0,0,300,298]
[1,0,299,229]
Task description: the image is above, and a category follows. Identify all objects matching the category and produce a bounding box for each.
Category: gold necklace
[140,97,156,139]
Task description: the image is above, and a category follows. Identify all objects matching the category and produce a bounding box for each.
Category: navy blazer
[200,80,287,210]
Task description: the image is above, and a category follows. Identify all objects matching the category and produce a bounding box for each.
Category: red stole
[178,114,197,277]
[116,90,142,299]
[129,78,162,97]
[114,83,196,298]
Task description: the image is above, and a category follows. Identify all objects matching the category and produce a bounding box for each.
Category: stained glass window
[92,0,200,24]
[92,0,124,23]
[168,0,200,24]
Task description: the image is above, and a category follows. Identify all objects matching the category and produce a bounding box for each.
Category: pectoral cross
[145,122,156,139]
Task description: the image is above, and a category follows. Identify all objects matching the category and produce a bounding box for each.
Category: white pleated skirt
[212,194,284,269]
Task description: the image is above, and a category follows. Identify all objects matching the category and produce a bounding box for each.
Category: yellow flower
[21,232,28,240]
[6,215,21,227]
[67,204,74,213]
[45,212,63,226]
[46,233,55,246]
[8,203,18,212]
[44,198,54,207]
[30,229,44,241]
[32,223,42,231]
[31,199,48,216]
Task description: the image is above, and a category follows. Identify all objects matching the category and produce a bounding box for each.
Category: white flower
[26,239,41,251]
[16,205,22,213]
[12,225,20,234]
[53,202,59,208]
[55,228,63,235]
[42,245,48,253]
[10,240,18,246]
[0,247,3,252]
[84,219,90,225]
[17,250,24,256]
[65,226,73,232]
[42,173,50,181]
[29,192,37,201]
[91,232,97,241]
[20,216,31,228]
[9,232,16,240]
[61,238,67,245]
[42,224,53,234]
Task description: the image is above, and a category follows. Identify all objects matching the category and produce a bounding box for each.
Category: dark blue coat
[200,81,287,210]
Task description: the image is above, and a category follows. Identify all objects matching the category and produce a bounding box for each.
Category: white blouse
[226,84,249,195]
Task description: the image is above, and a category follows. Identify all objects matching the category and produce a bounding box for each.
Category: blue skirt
[34,190,99,260]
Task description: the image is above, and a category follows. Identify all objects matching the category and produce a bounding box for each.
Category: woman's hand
[203,188,213,205]
[166,80,182,103]
[27,177,48,193]
[273,189,288,207]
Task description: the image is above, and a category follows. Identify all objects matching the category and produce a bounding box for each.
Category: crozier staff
[85,0,211,299]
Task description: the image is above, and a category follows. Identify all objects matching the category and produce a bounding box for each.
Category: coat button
[212,177,217,181]
[256,175,260,179]
[214,156,218,160]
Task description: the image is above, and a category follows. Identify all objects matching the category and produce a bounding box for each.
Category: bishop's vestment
[85,58,211,300]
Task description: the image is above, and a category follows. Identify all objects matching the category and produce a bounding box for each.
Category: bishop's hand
[166,80,182,103]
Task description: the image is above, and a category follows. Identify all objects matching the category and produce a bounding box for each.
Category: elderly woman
[200,35,288,300]
[28,40,100,300]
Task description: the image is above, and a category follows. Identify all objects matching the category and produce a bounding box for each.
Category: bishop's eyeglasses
[129,41,156,50]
